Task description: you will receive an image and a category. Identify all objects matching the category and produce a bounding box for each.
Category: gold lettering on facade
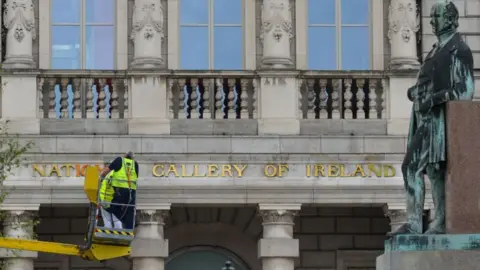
[263,164,288,177]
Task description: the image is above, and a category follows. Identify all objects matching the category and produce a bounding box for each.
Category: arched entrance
[166,246,250,270]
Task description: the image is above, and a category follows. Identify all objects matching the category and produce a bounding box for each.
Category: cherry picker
[0,166,135,261]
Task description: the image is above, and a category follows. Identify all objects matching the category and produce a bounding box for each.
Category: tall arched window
[50,0,115,69]
[166,246,250,270]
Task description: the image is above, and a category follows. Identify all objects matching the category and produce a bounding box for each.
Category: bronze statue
[388,1,475,236]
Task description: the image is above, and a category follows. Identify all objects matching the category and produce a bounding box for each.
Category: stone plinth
[446,101,480,233]
[376,250,480,270]
[377,234,480,270]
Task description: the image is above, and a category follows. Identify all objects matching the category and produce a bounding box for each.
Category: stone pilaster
[130,0,165,69]
[0,210,38,270]
[2,0,36,68]
[260,0,293,68]
[131,207,170,270]
[387,0,420,70]
[258,204,300,270]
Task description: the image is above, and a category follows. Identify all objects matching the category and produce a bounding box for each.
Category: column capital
[136,209,170,226]
[3,210,37,227]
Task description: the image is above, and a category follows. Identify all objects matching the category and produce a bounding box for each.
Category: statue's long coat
[405,32,474,168]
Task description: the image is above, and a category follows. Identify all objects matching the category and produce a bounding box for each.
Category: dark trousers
[109,187,136,229]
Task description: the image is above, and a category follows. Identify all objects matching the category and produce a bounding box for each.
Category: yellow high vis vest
[99,171,114,207]
[111,157,138,190]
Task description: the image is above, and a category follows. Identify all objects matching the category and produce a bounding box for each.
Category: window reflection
[307,0,370,70]
[51,0,114,69]
[179,0,243,70]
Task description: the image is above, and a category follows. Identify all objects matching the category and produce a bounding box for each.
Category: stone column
[260,0,293,68]
[131,207,170,270]
[387,0,420,70]
[0,210,38,270]
[258,204,300,270]
[2,0,36,68]
[130,0,165,69]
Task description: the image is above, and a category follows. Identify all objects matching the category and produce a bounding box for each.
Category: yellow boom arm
[0,166,132,261]
[0,238,130,261]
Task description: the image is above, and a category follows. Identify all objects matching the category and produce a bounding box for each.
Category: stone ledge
[40,119,128,135]
[377,250,480,270]
[16,135,407,154]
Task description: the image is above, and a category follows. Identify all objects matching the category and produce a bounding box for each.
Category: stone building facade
[0,0,479,270]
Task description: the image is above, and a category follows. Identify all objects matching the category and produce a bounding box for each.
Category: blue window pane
[51,0,80,24]
[51,26,81,69]
[341,0,369,24]
[180,27,209,69]
[341,27,370,70]
[86,26,114,69]
[213,27,242,69]
[308,0,335,25]
[86,0,115,24]
[180,0,208,25]
[214,0,242,24]
[308,27,336,70]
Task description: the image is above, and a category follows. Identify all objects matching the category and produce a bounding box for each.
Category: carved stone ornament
[260,0,293,44]
[259,209,297,224]
[130,0,164,42]
[387,0,419,43]
[3,0,36,42]
[136,209,170,225]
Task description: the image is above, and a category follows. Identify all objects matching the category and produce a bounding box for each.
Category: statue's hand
[419,99,433,114]
[407,86,417,101]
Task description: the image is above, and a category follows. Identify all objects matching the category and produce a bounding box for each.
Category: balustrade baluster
[331,79,342,119]
[306,79,315,119]
[86,79,95,119]
[202,79,211,119]
[123,79,129,119]
[369,79,379,119]
[47,78,57,119]
[59,78,70,119]
[37,78,44,118]
[343,79,353,119]
[227,79,236,119]
[178,79,187,119]
[381,79,388,119]
[252,78,258,119]
[240,79,249,119]
[72,78,81,119]
[190,78,199,119]
[110,80,120,119]
[215,79,224,119]
[319,79,328,119]
[356,79,366,119]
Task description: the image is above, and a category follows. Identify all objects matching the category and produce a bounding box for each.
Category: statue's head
[430,1,459,36]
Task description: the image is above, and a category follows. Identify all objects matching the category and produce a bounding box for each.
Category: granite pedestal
[445,101,480,233]
[377,234,480,270]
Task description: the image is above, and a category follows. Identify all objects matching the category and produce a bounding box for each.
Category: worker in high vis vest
[101,151,139,230]
[99,171,123,229]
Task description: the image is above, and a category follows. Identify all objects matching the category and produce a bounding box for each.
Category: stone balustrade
[38,71,128,119]
[168,72,257,120]
[0,69,407,135]
[299,71,388,120]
